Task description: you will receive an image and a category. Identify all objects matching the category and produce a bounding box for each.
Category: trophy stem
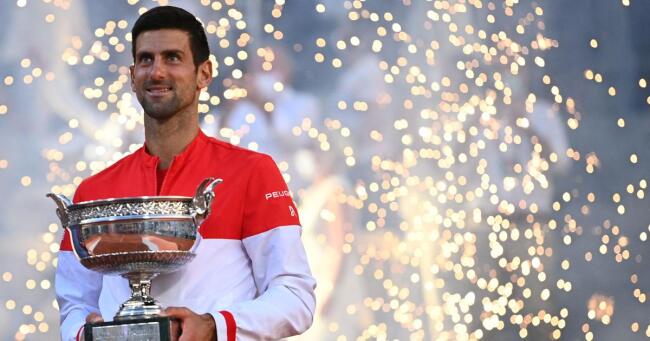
[114,275,164,320]
[130,279,155,305]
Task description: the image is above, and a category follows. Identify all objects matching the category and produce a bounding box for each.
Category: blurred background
[2,0,650,340]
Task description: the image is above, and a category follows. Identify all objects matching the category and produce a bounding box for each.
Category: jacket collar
[138,129,208,168]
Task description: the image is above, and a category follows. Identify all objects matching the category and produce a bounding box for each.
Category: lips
[144,82,173,97]
[146,86,172,95]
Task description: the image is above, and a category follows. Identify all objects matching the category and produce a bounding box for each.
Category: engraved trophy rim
[63,196,196,226]
[69,195,193,210]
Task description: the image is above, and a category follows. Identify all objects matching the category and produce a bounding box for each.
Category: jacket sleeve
[211,155,317,340]
[56,186,103,341]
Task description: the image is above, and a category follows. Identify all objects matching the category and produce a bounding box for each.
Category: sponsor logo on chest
[265,190,291,200]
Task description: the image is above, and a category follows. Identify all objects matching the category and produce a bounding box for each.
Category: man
[56,6,316,341]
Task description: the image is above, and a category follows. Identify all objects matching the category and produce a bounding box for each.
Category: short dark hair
[131,6,210,67]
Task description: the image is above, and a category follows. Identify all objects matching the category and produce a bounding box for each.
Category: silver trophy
[48,177,222,341]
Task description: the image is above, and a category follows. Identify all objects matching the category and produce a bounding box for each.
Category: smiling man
[55,6,316,341]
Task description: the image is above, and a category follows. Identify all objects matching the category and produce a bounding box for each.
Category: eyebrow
[136,49,186,58]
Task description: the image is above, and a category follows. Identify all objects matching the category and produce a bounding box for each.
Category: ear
[197,59,213,90]
[130,65,136,92]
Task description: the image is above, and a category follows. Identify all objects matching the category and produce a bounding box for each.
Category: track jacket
[56,130,316,340]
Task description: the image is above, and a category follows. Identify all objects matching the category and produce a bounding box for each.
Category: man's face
[130,29,209,120]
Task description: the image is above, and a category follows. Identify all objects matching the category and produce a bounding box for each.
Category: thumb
[86,312,104,324]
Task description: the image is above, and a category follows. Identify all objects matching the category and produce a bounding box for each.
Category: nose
[149,58,166,80]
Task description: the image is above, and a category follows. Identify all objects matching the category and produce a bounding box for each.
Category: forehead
[134,29,191,54]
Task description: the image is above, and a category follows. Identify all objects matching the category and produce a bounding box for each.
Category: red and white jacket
[56,130,316,341]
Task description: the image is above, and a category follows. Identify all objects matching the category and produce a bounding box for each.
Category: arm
[212,155,317,341]
[56,187,103,341]
[168,228,315,341]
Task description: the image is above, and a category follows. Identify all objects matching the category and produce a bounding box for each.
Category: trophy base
[84,316,176,341]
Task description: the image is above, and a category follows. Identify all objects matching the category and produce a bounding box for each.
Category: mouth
[145,86,173,96]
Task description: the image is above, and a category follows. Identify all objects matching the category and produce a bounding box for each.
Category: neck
[144,109,200,170]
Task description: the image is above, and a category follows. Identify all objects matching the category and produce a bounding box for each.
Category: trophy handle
[191,178,222,227]
[46,193,73,227]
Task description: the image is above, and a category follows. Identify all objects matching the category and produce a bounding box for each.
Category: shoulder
[201,135,286,189]
[201,133,276,169]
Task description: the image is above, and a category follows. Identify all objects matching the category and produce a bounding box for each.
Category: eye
[138,55,153,64]
[167,54,180,62]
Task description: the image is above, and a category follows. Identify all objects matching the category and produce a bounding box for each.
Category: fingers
[164,306,192,320]
[164,308,217,341]
[81,313,104,341]
[166,307,191,341]
[170,318,182,341]
[86,312,104,324]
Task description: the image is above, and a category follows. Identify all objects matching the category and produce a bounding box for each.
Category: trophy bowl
[48,177,222,340]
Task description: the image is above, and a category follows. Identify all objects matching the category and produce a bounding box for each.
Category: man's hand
[80,313,104,341]
[165,306,217,341]
[86,312,104,324]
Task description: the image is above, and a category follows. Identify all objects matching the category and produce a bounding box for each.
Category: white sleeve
[56,250,103,341]
[211,226,316,341]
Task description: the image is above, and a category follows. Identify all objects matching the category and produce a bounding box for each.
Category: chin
[145,111,178,121]
[143,106,175,119]
[142,101,180,120]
